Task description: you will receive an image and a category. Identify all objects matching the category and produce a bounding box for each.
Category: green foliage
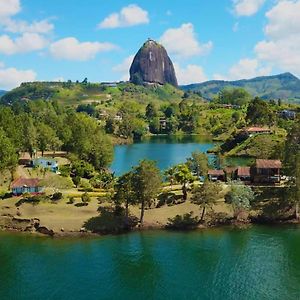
[192,181,222,221]
[132,160,162,224]
[226,181,254,217]
[186,151,208,177]
[51,192,63,201]
[172,164,195,200]
[246,97,276,125]
[166,212,199,230]
[218,88,251,106]
[81,192,91,203]
[0,128,18,171]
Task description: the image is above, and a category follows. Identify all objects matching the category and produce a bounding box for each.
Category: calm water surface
[111,135,252,175]
[1,226,300,300]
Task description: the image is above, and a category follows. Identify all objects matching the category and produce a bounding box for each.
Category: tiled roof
[11,178,41,188]
[208,169,224,176]
[256,159,282,169]
[237,167,251,176]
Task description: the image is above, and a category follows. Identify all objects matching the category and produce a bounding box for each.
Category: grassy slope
[226,131,286,158]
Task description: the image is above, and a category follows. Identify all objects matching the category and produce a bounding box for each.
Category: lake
[111,135,253,175]
[1,226,300,299]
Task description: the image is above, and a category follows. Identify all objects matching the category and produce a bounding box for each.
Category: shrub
[166,212,199,230]
[81,192,91,203]
[67,196,75,204]
[59,165,71,177]
[51,192,63,201]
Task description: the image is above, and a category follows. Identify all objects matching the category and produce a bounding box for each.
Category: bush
[51,192,63,201]
[67,196,75,204]
[166,212,199,230]
[15,194,48,207]
[81,192,91,203]
[59,165,71,177]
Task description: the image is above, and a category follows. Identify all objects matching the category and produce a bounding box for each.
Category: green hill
[0,90,7,97]
[181,73,300,102]
[0,81,185,107]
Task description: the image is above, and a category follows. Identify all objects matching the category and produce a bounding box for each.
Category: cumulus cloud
[0,0,21,18]
[0,0,54,35]
[214,58,271,81]
[160,23,212,58]
[49,37,117,61]
[233,0,265,17]
[254,0,300,76]
[174,63,207,85]
[98,4,149,29]
[112,55,134,81]
[0,65,36,90]
[0,33,48,55]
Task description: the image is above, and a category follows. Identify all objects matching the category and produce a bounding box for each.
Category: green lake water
[111,135,252,176]
[1,226,300,299]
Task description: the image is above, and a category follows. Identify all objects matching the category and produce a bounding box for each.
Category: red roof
[11,178,41,188]
[256,159,282,169]
[245,127,271,133]
[208,169,224,176]
[237,167,251,176]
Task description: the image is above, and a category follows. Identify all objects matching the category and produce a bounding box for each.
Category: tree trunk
[182,184,187,201]
[140,200,145,225]
[200,206,206,222]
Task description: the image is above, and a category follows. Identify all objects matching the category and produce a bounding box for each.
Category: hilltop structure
[130,39,178,87]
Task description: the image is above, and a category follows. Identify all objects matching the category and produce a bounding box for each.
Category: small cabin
[251,159,282,184]
[32,157,58,172]
[11,178,44,195]
[244,127,272,137]
[236,167,251,182]
[208,169,225,181]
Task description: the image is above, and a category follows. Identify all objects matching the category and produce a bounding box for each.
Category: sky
[0,0,299,90]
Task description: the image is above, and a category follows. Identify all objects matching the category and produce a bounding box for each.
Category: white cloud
[98,4,149,29]
[254,0,300,76]
[0,0,21,18]
[0,66,36,90]
[160,23,212,58]
[174,63,207,85]
[112,55,134,81]
[2,18,54,34]
[233,0,265,17]
[214,58,271,81]
[0,33,48,55]
[49,37,117,61]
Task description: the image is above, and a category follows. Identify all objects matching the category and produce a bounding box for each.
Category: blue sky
[0,0,299,89]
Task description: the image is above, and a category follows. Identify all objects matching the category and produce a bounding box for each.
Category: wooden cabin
[208,169,225,182]
[251,159,282,184]
[11,178,44,195]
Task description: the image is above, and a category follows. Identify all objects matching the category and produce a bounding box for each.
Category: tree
[105,118,116,134]
[218,88,251,106]
[186,151,208,178]
[0,128,18,172]
[145,103,157,120]
[192,181,222,222]
[132,160,162,225]
[22,115,37,158]
[284,119,300,219]
[227,181,254,219]
[173,164,195,200]
[37,123,56,156]
[246,97,275,125]
[113,172,136,220]
[164,166,177,190]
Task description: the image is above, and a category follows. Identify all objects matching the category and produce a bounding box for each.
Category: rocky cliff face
[130,39,178,87]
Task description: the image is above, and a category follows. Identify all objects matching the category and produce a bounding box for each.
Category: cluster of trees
[0,100,113,173]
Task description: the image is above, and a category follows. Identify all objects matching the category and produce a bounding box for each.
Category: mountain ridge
[181,72,300,101]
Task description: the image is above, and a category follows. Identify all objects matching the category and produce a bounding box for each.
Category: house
[244,127,272,136]
[11,178,44,195]
[32,157,58,172]
[236,167,251,182]
[208,169,225,181]
[279,110,296,120]
[251,159,282,184]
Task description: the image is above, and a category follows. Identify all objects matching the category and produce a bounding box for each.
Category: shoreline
[1,216,299,239]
